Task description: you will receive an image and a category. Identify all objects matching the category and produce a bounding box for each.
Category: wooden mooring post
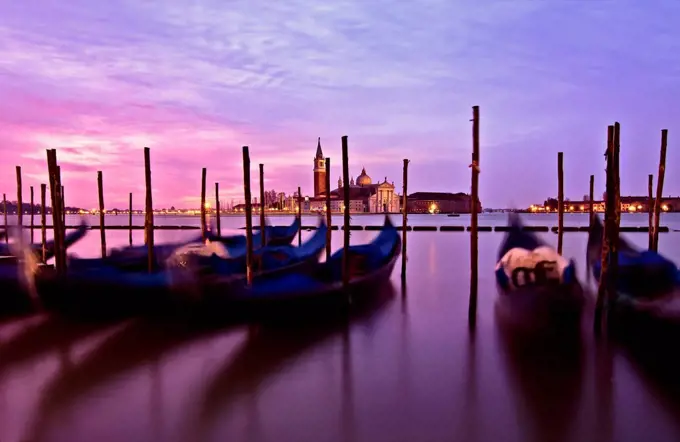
[652,129,667,252]
[648,174,654,250]
[401,159,409,280]
[557,152,564,255]
[594,124,620,334]
[297,186,302,247]
[468,105,480,329]
[129,192,133,246]
[30,186,35,243]
[46,149,65,273]
[2,193,7,244]
[61,184,65,227]
[215,183,221,237]
[97,171,106,258]
[325,157,332,260]
[589,175,595,226]
[40,184,47,262]
[341,136,351,293]
[16,166,23,229]
[144,147,155,273]
[201,167,207,241]
[259,164,266,247]
[242,146,254,285]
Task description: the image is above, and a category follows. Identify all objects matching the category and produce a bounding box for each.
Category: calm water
[2,213,680,442]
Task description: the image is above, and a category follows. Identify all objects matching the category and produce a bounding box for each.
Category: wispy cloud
[1,0,679,208]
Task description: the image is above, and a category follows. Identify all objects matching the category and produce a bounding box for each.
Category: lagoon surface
[2,213,680,442]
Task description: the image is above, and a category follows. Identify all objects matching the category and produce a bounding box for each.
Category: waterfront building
[529,195,680,213]
[406,192,481,214]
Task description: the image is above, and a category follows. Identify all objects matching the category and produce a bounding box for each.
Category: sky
[1,0,680,210]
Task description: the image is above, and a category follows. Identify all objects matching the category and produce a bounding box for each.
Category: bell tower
[313,137,326,197]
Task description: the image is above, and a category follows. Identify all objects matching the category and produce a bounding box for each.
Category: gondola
[494,213,583,331]
[103,217,301,271]
[199,215,400,317]
[0,221,88,260]
[586,215,680,334]
[34,220,326,319]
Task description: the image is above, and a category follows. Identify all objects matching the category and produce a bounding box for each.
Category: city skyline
[1,1,679,210]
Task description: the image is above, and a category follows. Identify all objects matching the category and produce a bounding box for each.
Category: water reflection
[25,319,240,441]
[494,293,586,442]
[193,284,395,441]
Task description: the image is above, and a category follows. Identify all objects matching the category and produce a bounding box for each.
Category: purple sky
[1,1,679,209]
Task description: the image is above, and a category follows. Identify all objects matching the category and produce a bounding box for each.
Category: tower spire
[315,137,323,159]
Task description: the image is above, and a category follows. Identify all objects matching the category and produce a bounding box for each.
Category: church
[308,138,401,213]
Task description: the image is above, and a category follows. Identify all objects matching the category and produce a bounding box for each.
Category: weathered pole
[242,146,254,285]
[468,105,480,329]
[259,164,266,247]
[61,184,65,227]
[215,182,221,237]
[2,193,7,244]
[652,129,667,251]
[47,149,64,272]
[325,157,332,260]
[648,174,654,249]
[30,186,35,243]
[97,171,106,258]
[401,159,409,280]
[557,152,564,254]
[341,136,351,292]
[129,192,133,246]
[144,147,154,273]
[200,167,207,241]
[40,184,47,263]
[595,125,619,334]
[297,186,302,247]
[16,166,23,229]
[589,175,595,226]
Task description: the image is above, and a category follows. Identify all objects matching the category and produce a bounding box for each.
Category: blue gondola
[586,215,680,331]
[104,217,301,272]
[0,222,88,260]
[36,220,326,319]
[494,213,583,330]
[201,216,400,315]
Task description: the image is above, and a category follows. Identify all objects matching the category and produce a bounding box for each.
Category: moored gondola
[197,215,400,318]
[35,220,326,319]
[586,215,680,335]
[0,221,88,260]
[494,213,584,331]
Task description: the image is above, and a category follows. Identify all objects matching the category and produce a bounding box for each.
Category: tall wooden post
[2,193,7,244]
[215,182,221,237]
[16,166,23,229]
[30,186,35,244]
[652,129,667,252]
[200,167,207,241]
[61,184,65,227]
[46,149,64,273]
[325,157,332,260]
[589,175,595,226]
[97,171,106,258]
[129,192,133,246]
[557,152,564,254]
[401,159,409,280]
[242,146,254,285]
[648,174,654,250]
[595,125,619,334]
[297,186,302,247]
[144,147,154,273]
[341,136,351,292]
[468,105,480,329]
[259,164,266,247]
[40,184,47,263]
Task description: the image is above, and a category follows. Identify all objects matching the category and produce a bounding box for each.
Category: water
[1,213,680,442]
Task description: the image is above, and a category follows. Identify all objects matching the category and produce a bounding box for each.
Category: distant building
[528,195,680,213]
[406,192,481,214]
[309,139,400,213]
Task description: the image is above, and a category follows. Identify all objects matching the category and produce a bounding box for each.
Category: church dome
[356,167,372,186]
